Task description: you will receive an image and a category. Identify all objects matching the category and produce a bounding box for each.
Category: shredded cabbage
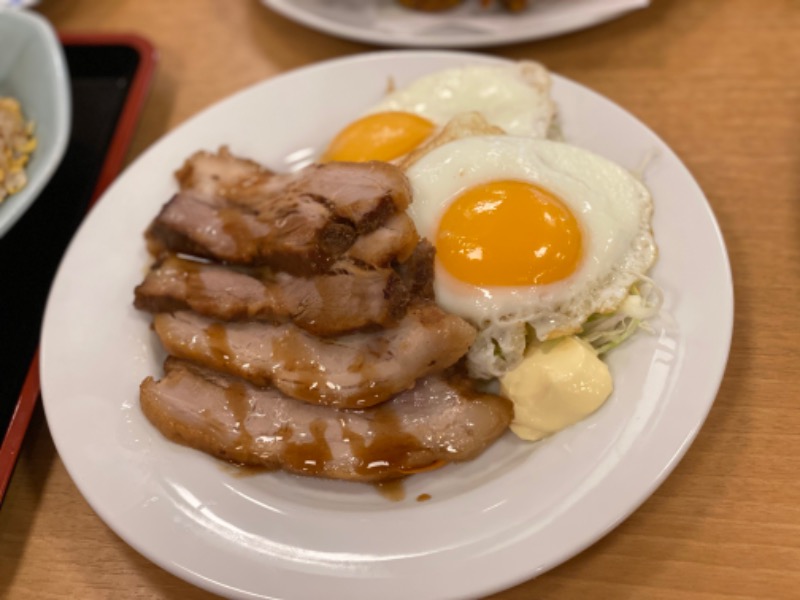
[579,275,663,355]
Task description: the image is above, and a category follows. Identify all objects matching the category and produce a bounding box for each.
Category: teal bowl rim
[0,9,71,238]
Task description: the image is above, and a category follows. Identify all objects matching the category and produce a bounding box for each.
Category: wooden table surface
[2,0,799,598]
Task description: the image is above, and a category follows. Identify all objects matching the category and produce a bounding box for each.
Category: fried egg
[322,62,555,163]
[406,136,657,379]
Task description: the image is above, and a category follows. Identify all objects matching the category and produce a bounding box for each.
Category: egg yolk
[322,111,435,163]
[436,180,582,286]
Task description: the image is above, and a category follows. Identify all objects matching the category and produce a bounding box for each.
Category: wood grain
[2,0,799,598]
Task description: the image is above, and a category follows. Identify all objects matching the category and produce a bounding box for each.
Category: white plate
[261,0,650,48]
[41,51,733,600]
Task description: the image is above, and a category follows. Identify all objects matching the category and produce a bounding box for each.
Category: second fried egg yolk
[436,180,583,286]
[323,111,435,163]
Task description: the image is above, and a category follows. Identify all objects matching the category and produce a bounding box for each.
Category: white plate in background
[41,51,732,600]
[262,0,649,48]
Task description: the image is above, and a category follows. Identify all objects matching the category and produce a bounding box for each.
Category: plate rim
[40,49,734,600]
[261,0,645,48]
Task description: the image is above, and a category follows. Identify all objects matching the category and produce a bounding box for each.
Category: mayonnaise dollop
[500,336,613,441]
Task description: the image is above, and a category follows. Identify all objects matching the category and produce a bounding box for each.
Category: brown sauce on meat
[268,320,405,408]
[192,319,412,409]
[271,330,315,371]
[224,379,254,452]
[271,332,331,402]
[171,256,277,321]
[162,316,260,384]
[178,257,209,300]
[374,480,405,502]
[218,206,258,260]
[283,420,332,476]
[222,422,290,475]
[205,322,233,366]
[344,335,413,408]
[339,348,404,408]
[342,409,428,477]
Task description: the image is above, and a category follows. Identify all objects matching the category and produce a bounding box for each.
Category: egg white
[366,61,556,139]
[406,136,657,379]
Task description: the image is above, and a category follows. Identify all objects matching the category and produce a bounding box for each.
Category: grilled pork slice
[140,358,512,482]
[145,192,356,273]
[176,147,411,236]
[148,159,414,272]
[153,303,477,408]
[346,212,418,266]
[175,147,271,198]
[134,255,410,336]
[222,161,412,235]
